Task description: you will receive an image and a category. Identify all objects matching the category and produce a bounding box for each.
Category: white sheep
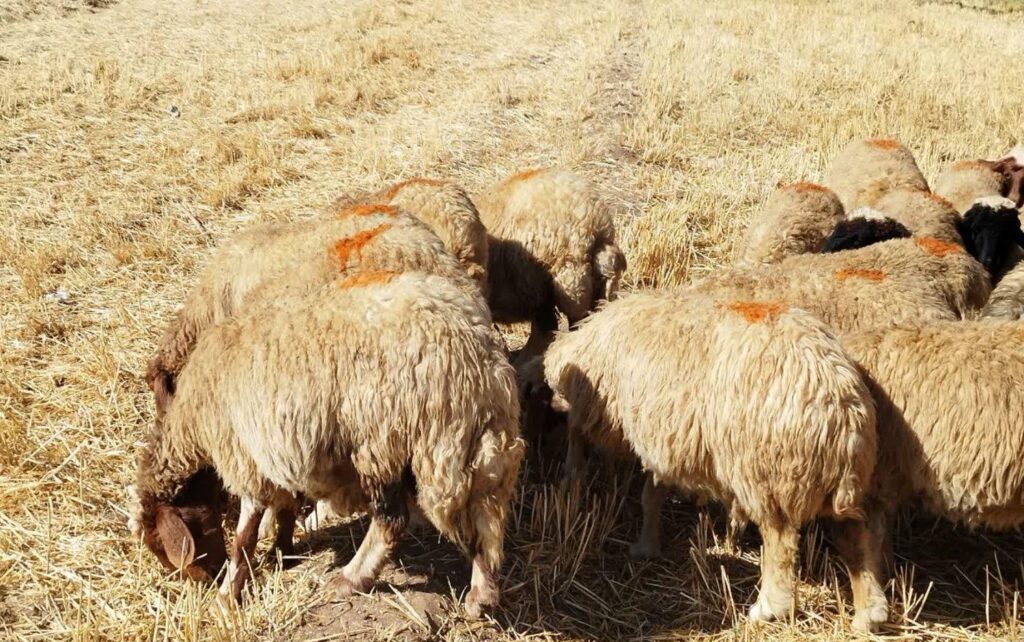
[525,289,886,631]
[475,168,626,363]
[824,138,929,211]
[133,270,523,616]
[738,182,845,265]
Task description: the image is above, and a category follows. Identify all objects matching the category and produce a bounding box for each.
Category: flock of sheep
[127,140,1024,633]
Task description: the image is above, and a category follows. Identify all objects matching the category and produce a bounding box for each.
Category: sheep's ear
[156,506,195,570]
[1008,170,1024,208]
[150,370,176,418]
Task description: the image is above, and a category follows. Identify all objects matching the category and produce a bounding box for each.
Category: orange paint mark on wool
[338,270,397,290]
[785,182,830,193]
[380,178,446,200]
[915,236,962,257]
[331,223,391,267]
[506,168,543,183]
[834,268,886,282]
[336,203,398,219]
[720,300,788,324]
[866,138,902,151]
[952,160,995,172]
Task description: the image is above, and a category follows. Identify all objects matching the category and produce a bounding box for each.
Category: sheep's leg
[629,473,667,560]
[725,503,749,551]
[748,521,799,623]
[514,303,558,368]
[564,431,587,481]
[220,496,265,602]
[465,498,507,618]
[832,513,888,632]
[266,505,297,569]
[327,479,408,598]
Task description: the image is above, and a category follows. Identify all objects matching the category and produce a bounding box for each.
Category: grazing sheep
[526,290,885,631]
[144,205,479,418]
[840,321,1024,616]
[475,168,626,362]
[738,182,845,265]
[133,271,523,616]
[873,188,962,244]
[824,138,929,211]
[934,160,1006,213]
[330,179,489,294]
[692,234,991,331]
[821,216,911,253]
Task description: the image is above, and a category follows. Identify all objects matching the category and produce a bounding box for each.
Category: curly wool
[476,168,626,325]
[739,182,845,265]
[824,138,929,211]
[145,207,481,413]
[137,272,523,571]
[692,235,991,332]
[331,179,489,295]
[934,160,1005,214]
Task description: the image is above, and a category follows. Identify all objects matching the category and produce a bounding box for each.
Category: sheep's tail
[829,427,876,522]
[465,424,524,572]
[592,239,627,303]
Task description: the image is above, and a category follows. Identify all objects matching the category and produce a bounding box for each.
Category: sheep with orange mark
[934,160,1006,213]
[475,167,626,364]
[836,320,1024,626]
[144,205,479,419]
[824,138,929,211]
[692,233,990,331]
[331,179,489,295]
[522,289,885,631]
[133,271,522,617]
[738,182,845,265]
[871,188,962,244]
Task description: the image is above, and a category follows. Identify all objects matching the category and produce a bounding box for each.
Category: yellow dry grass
[2,0,1024,640]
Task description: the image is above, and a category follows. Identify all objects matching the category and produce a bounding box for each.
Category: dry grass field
[3,0,1024,640]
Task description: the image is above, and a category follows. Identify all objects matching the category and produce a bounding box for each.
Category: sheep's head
[980,157,1024,208]
[957,198,1024,276]
[821,216,911,253]
[138,469,227,584]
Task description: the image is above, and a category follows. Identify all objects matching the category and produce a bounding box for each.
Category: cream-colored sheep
[824,138,929,211]
[873,188,962,244]
[934,160,1005,214]
[134,271,523,616]
[331,179,489,294]
[475,168,626,362]
[738,182,845,265]
[840,321,1024,622]
[693,235,990,331]
[982,263,1024,319]
[145,204,479,417]
[528,290,884,631]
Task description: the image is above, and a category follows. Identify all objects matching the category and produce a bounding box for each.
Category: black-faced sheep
[144,205,479,418]
[133,271,523,616]
[821,216,911,253]
[956,197,1024,278]
[330,178,489,295]
[738,182,845,264]
[475,168,626,363]
[824,138,929,211]
[525,290,885,631]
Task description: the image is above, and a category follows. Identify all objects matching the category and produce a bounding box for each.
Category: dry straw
[2,0,1024,640]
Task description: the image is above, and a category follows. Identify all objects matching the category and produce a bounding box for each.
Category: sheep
[934,160,1006,213]
[872,188,962,244]
[955,197,1024,277]
[691,234,991,332]
[823,138,929,211]
[330,178,489,295]
[982,263,1024,319]
[474,168,626,363]
[133,270,523,616]
[144,204,479,418]
[821,216,911,253]
[738,182,845,265]
[525,289,886,631]
[839,320,1024,616]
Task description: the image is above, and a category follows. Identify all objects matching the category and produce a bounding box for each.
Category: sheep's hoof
[465,585,499,619]
[851,601,888,633]
[747,594,787,623]
[628,538,661,561]
[326,573,371,600]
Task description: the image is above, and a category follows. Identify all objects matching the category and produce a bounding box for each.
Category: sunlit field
[3,0,1024,639]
